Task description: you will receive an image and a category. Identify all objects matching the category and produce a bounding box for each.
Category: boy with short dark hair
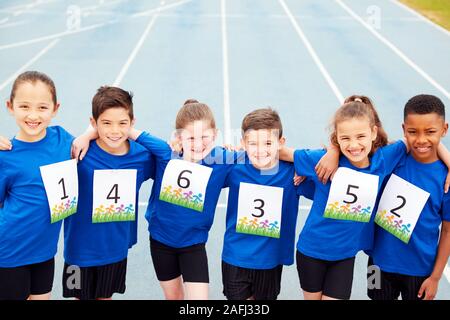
[221,108,314,300]
[62,86,155,300]
[368,94,450,300]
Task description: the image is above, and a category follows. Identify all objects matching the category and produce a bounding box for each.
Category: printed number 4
[107,184,120,204]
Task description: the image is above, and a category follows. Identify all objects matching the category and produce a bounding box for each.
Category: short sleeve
[379,140,407,174]
[136,132,172,161]
[0,160,8,204]
[296,177,315,200]
[293,149,326,178]
[441,189,450,222]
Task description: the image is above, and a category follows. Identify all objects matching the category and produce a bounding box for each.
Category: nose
[193,139,203,151]
[416,133,427,144]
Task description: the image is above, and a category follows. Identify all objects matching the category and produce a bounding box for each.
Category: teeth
[416,147,430,153]
[108,137,121,141]
[26,122,40,128]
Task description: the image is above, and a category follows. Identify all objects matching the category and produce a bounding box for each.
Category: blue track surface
[0,0,449,299]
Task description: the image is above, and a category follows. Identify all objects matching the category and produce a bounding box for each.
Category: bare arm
[279,146,294,162]
[0,136,12,150]
[315,143,340,184]
[71,125,98,161]
[437,143,450,193]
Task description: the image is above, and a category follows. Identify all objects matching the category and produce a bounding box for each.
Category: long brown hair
[10,71,57,106]
[330,95,388,155]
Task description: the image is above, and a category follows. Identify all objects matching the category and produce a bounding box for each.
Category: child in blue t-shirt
[62,86,155,300]
[280,95,410,300]
[0,71,74,300]
[368,94,450,300]
[221,108,314,300]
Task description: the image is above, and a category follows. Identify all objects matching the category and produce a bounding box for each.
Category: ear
[402,123,406,136]
[131,118,136,128]
[279,136,286,148]
[371,125,378,141]
[90,117,97,129]
[6,100,13,115]
[442,122,448,137]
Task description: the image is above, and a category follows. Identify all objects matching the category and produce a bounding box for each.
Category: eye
[39,106,49,110]
[19,105,29,109]
[357,135,366,139]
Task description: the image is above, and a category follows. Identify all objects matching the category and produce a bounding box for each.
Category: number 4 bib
[375,174,429,244]
[92,169,137,223]
[40,159,78,223]
[325,167,379,222]
[159,159,213,212]
[236,182,284,239]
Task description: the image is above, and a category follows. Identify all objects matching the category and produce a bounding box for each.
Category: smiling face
[7,81,59,142]
[336,116,378,168]
[403,113,448,163]
[91,107,134,155]
[178,120,217,162]
[242,129,284,169]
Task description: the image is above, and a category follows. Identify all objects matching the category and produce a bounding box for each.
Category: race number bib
[159,159,213,212]
[236,182,284,239]
[92,169,137,223]
[374,174,430,244]
[324,167,379,222]
[40,159,78,223]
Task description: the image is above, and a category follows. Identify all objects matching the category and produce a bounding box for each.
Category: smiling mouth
[348,149,363,156]
[108,137,122,142]
[415,146,431,153]
[25,121,41,129]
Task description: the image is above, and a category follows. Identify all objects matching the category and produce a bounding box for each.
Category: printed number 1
[107,184,120,204]
[58,178,69,200]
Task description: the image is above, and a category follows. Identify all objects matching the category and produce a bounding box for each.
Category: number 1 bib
[324,167,379,222]
[40,159,78,223]
[236,182,284,239]
[92,169,137,223]
[374,174,430,244]
[159,159,213,212]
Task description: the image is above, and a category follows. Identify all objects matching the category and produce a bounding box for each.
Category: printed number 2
[252,199,265,218]
[107,184,120,204]
[58,178,69,200]
[391,195,406,218]
[343,185,359,204]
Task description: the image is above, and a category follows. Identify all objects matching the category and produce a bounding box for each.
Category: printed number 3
[343,184,359,204]
[252,199,265,218]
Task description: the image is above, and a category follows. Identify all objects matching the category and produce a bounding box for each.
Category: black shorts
[62,258,127,300]
[222,261,283,300]
[150,237,209,283]
[0,258,55,300]
[296,251,355,300]
[367,258,427,300]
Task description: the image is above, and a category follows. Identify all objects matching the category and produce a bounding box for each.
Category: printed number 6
[177,170,192,189]
[343,184,359,204]
[252,199,265,218]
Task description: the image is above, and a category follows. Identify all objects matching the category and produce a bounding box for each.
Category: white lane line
[132,0,192,17]
[112,11,159,86]
[0,20,28,29]
[278,0,344,103]
[221,0,231,145]
[390,0,450,37]
[0,39,59,92]
[0,0,193,51]
[335,0,450,101]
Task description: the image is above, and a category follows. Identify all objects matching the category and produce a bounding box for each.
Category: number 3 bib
[40,159,78,223]
[325,167,379,222]
[236,182,284,239]
[374,174,429,244]
[159,159,213,212]
[92,169,137,223]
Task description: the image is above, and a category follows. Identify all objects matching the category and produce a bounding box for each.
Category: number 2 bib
[159,159,213,212]
[40,159,78,223]
[374,174,430,244]
[324,167,379,222]
[92,169,137,223]
[236,182,284,239]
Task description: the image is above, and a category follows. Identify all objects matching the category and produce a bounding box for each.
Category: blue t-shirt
[222,155,314,270]
[63,140,154,267]
[136,132,236,248]
[294,141,407,261]
[371,154,450,276]
[0,126,73,268]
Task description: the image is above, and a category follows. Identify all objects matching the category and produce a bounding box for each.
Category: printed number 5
[252,199,265,218]
[343,185,359,204]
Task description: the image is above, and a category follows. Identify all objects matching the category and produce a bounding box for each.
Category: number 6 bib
[159,159,213,212]
[40,159,78,223]
[236,182,284,239]
[92,169,137,223]
[374,174,429,244]
[324,167,379,222]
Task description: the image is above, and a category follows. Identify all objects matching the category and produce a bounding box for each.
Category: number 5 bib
[40,159,78,223]
[325,167,379,222]
[159,159,213,212]
[374,174,429,244]
[92,169,137,223]
[236,182,284,239]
